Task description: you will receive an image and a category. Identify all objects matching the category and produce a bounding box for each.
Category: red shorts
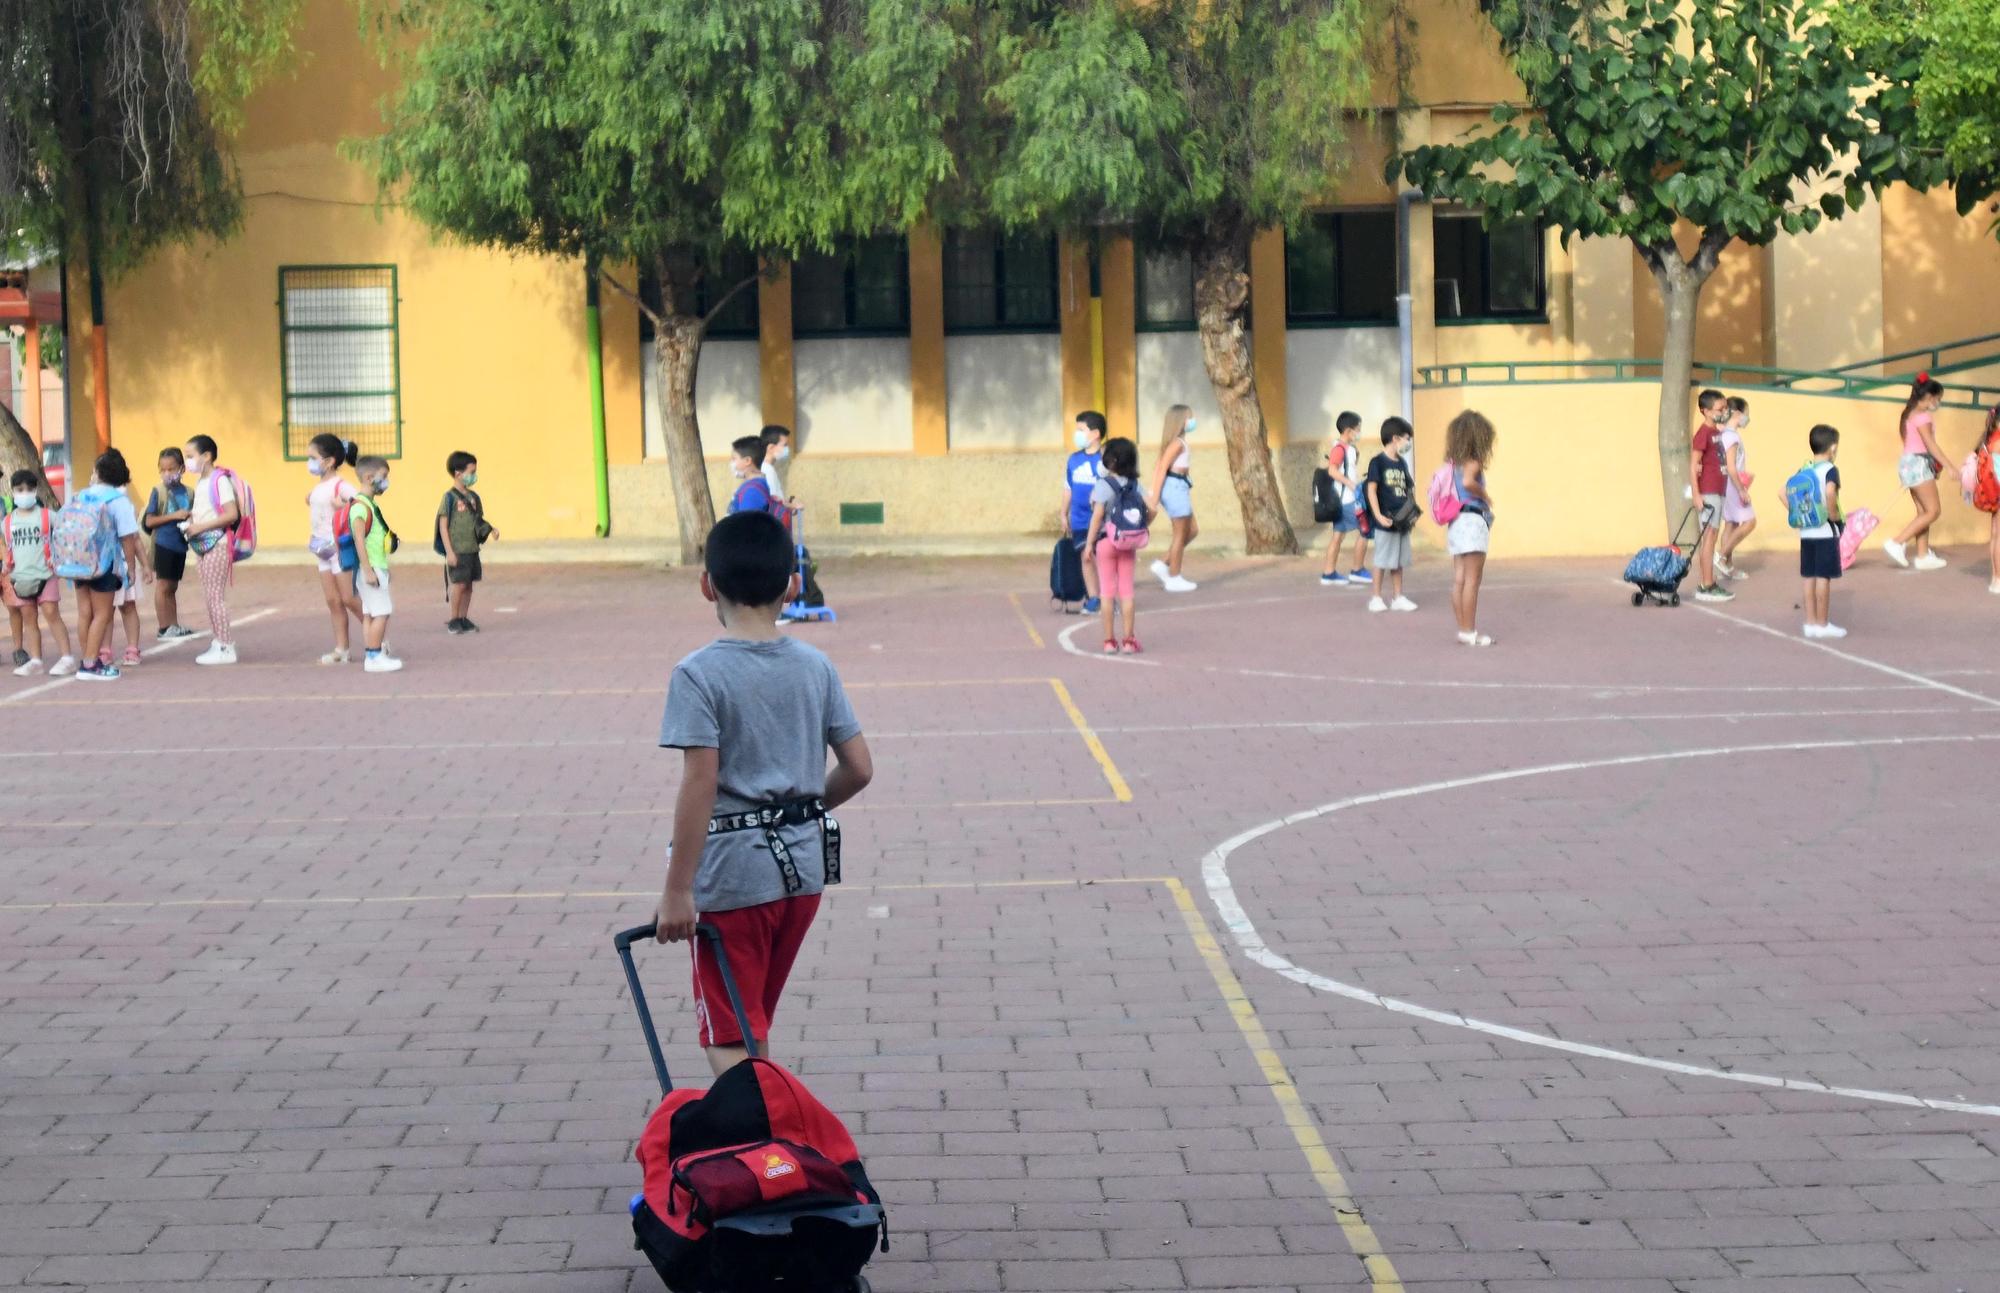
[691,893,821,1048]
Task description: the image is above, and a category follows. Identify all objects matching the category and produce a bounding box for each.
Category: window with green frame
[942,229,1058,332]
[1285,211,1397,325]
[279,265,402,459]
[791,236,910,337]
[1433,212,1546,322]
[640,248,761,342]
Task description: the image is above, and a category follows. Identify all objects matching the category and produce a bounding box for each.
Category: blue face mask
[1184,417,1197,435]
[371,476,390,494]
[462,470,478,487]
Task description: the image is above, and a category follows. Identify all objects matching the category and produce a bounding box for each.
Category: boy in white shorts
[347,456,403,673]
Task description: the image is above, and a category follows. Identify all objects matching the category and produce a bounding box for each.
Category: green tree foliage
[990,0,1387,555]
[0,0,299,489]
[1836,0,2000,218]
[365,0,967,561]
[1395,0,1941,529]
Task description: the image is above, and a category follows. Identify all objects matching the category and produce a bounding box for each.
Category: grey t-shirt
[659,636,862,913]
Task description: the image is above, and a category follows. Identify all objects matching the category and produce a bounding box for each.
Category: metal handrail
[1416,359,1995,410]
[1818,331,2000,379]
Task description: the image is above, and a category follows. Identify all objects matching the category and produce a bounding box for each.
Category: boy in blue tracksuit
[1061,411,1106,613]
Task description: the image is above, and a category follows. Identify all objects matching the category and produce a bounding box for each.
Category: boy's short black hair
[759,424,792,445]
[1697,389,1726,412]
[10,468,42,492]
[1336,411,1361,433]
[447,450,477,476]
[1809,424,1840,455]
[705,512,793,606]
[1075,410,1107,436]
[1380,416,1413,445]
[731,436,767,467]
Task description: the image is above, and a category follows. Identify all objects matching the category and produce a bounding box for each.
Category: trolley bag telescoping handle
[612,922,763,1097]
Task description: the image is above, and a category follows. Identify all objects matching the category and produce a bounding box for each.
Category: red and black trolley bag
[615,922,886,1293]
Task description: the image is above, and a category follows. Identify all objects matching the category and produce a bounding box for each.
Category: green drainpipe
[586,260,611,537]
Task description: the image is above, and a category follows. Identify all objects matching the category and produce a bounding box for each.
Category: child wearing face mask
[305,434,363,664]
[182,434,240,666]
[142,448,196,642]
[349,456,403,673]
[759,424,793,501]
[5,469,78,677]
[437,450,494,635]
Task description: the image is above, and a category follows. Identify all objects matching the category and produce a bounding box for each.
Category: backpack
[8,504,54,598]
[1049,537,1086,606]
[433,487,491,556]
[1783,461,1827,530]
[333,486,360,571]
[1101,477,1152,552]
[1972,436,2000,515]
[51,490,121,580]
[201,469,257,562]
[1310,468,1339,524]
[351,496,400,564]
[633,1058,885,1292]
[1428,462,1464,526]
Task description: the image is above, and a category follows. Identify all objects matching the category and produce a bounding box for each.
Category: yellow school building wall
[1411,383,1993,560]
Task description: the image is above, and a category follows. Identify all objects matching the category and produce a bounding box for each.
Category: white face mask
[774,445,790,462]
[308,459,327,477]
[1073,430,1091,450]
[371,476,390,494]
[732,460,751,479]
[12,492,36,509]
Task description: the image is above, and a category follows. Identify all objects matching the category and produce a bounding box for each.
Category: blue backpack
[1784,462,1826,530]
[51,489,121,580]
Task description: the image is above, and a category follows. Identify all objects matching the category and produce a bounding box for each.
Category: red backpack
[1975,430,2000,516]
[632,1057,885,1291]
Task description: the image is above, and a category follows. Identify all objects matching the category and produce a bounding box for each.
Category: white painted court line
[0,608,278,706]
[1202,732,2000,1119]
[1697,606,2000,710]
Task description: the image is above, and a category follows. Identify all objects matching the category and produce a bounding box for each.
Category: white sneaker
[1988,580,2000,595]
[195,643,237,667]
[48,655,78,677]
[1456,631,1492,647]
[12,657,42,677]
[1913,551,1947,571]
[1367,596,1388,613]
[364,653,404,673]
[1883,538,1909,568]
[1164,575,1198,593]
[1390,596,1418,612]
[318,649,351,666]
[1150,560,1172,586]
[1820,622,1848,639]
[1803,623,1826,639]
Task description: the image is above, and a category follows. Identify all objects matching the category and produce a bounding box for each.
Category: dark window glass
[1284,211,1397,324]
[638,248,761,341]
[1434,213,1544,320]
[943,230,1059,332]
[1136,247,1196,329]
[791,236,910,336]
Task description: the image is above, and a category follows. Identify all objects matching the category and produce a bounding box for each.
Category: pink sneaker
[1102,639,1119,655]
[1121,637,1143,655]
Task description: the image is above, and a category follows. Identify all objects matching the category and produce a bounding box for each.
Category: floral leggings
[196,545,233,646]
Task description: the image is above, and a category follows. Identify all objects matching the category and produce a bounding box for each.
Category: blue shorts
[1330,498,1360,533]
[1160,475,1193,520]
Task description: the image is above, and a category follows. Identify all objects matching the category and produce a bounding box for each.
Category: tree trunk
[654,314,715,565]
[1191,238,1298,556]
[0,403,56,508]
[1653,265,1702,536]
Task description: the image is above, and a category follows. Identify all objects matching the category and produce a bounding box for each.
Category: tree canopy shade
[1835,0,2000,222]
[365,0,968,562]
[989,0,1389,555]
[1395,0,1943,529]
[0,0,299,473]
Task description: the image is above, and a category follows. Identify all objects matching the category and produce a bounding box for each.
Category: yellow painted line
[1006,592,1047,649]
[1166,878,1403,1290]
[0,877,1173,914]
[1046,677,1133,803]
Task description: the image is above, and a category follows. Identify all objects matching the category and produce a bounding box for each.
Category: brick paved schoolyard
[4,544,1999,1292]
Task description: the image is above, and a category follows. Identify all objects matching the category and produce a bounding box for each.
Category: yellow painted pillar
[908,225,949,456]
[21,320,43,448]
[758,259,797,432]
[1101,235,1138,442]
[1058,237,1095,438]
[1248,227,1289,444]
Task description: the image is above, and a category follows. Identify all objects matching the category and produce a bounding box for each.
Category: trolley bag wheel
[1669,592,1680,607]
[1631,591,1644,606]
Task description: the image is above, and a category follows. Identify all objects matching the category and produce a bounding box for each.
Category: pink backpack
[1427,463,1464,526]
[208,468,258,562]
